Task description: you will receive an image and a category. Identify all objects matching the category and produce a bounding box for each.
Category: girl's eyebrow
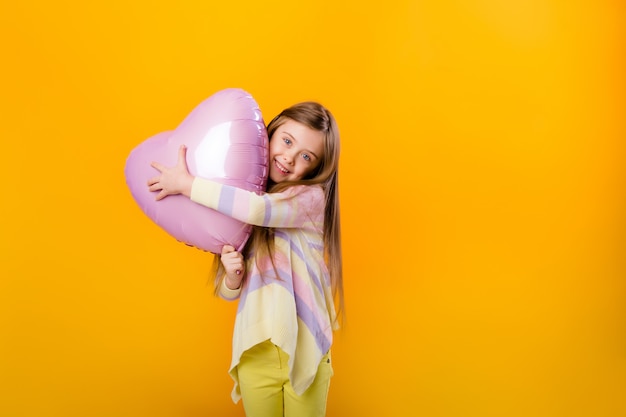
[283,131,319,160]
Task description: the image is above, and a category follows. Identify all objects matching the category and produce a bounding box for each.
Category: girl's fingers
[178,145,188,166]
[222,245,236,255]
[150,161,165,172]
[220,245,244,276]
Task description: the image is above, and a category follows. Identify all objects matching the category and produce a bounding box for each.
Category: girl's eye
[283,138,292,145]
[302,153,311,162]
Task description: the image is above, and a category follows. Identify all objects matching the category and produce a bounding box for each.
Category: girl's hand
[221,245,245,290]
[147,145,194,200]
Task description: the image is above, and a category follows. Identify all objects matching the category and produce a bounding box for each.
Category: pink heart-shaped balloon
[124,88,269,254]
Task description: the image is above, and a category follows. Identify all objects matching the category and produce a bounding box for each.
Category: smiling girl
[148,101,343,417]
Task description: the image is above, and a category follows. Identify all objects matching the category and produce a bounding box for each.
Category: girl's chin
[269,172,286,184]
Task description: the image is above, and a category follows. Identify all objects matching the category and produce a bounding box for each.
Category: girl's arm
[148,145,324,229]
[190,177,323,228]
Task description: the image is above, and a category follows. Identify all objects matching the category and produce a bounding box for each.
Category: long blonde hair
[214,101,344,318]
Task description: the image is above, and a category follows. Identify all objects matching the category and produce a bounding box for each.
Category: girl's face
[268,119,325,183]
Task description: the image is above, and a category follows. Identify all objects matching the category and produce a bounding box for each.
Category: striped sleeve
[190,177,323,229]
[218,277,242,301]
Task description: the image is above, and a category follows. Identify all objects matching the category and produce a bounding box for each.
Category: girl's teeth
[276,160,288,173]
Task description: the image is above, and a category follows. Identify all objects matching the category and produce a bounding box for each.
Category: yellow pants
[237,340,333,417]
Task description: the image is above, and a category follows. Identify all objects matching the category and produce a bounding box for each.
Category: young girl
[147,101,343,417]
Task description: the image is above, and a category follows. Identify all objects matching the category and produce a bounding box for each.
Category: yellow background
[1,1,624,416]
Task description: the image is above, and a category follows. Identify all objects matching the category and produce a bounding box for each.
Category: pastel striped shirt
[190,177,338,403]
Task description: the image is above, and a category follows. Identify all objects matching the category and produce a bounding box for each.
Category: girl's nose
[283,153,295,165]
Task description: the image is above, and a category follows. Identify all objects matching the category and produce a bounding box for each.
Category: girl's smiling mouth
[274,159,290,174]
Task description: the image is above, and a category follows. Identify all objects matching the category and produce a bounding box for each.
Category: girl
[147,101,343,417]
